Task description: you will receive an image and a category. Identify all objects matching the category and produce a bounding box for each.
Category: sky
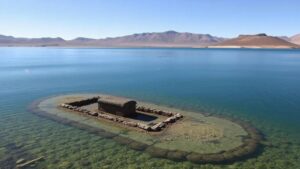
[0,0,299,39]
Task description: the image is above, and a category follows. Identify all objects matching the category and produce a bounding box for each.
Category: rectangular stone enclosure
[61,96,183,131]
[98,97,137,117]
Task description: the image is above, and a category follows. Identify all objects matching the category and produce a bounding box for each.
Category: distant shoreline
[1,46,300,50]
[1,31,299,49]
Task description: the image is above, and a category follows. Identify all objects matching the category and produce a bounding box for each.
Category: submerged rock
[113,136,133,145]
[16,158,25,164]
[146,146,169,158]
[166,151,187,161]
[128,141,149,151]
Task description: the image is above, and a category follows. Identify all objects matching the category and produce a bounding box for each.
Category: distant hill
[68,37,97,44]
[0,31,225,47]
[92,31,225,47]
[290,34,300,45]
[278,36,290,41]
[211,34,300,49]
[1,32,300,48]
[0,35,65,46]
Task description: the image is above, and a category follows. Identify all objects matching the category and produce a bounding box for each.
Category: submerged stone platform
[29,93,263,164]
[59,96,183,132]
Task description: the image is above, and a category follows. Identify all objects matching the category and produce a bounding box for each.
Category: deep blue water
[0,47,300,168]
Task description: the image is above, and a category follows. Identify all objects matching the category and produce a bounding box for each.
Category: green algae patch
[29,93,262,164]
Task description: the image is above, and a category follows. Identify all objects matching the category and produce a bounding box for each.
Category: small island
[29,94,262,164]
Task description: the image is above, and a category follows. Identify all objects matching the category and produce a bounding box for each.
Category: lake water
[0,48,300,169]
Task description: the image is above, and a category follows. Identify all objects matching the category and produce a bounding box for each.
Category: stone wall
[66,97,99,107]
[60,97,183,132]
[136,106,183,131]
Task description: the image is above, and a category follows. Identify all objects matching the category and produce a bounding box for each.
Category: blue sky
[0,0,299,39]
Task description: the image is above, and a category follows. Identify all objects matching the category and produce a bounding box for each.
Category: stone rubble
[151,122,166,131]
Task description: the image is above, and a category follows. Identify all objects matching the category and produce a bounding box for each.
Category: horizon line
[1,30,297,41]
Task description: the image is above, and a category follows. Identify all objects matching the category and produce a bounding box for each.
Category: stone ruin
[59,96,183,132]
[28,95,262,164]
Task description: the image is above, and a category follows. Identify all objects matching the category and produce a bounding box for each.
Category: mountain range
[211,33,300,49]
[290,34,300,45]
[0,31,299,48]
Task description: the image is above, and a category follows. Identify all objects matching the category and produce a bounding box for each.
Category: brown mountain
[92,31,226,47]
[211,34,300,49]
[0,31,225,47]
[67,37,96,44]
[2,32,299,48]
[290,34,300,45]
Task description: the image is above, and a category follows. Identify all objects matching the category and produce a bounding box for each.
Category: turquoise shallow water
[0,47,300,168]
